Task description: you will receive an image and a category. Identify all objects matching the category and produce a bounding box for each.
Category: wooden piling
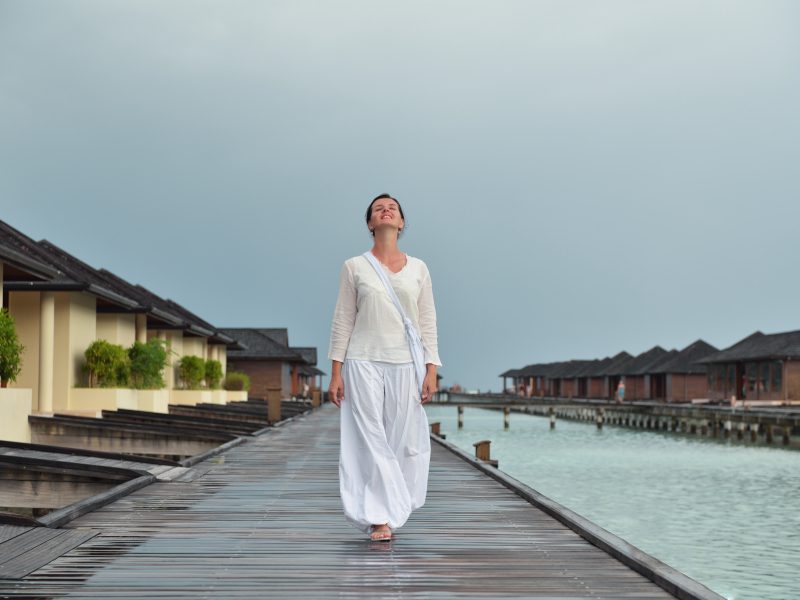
[503,407,510,430]
[596,408,604,430]
[266,389,282,424]
[473,439,499,467]
[457,405,464,429]
[549,407,556,429]
[430,422,441,437]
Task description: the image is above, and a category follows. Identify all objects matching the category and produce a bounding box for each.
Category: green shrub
[84,340,130,388]
[129,339,168,389]
[178,355,206,390]
[222,370,250,392]
[0,309,24,386]
[204,359,223,389]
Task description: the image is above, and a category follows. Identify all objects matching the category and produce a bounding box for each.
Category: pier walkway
[0,404,711,599]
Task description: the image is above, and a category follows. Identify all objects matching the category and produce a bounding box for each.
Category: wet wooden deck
[0,404,698,599]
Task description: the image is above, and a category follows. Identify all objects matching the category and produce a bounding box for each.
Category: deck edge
[38,474,156,528]
[430,434,725,600]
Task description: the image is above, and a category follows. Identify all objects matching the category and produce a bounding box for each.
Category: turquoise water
[425,405,800,600]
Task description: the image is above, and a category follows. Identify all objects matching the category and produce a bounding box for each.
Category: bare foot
[369,524,392,541]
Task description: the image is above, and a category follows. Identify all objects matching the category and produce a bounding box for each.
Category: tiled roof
[299,364,326,376]
[221,328,303,361]
[0,240,59,281]
[34,240,138,309]
[2,220,236,345]
[699,330,800,363]
[499,368,524,377]
[292,347,318,366]
[95,269,184,327]
[256,328,289,347]
[651,340,718,374]
[575,357,613,377]
[594,351,634,376]
[0,230,136,309]
[623,346,672,376]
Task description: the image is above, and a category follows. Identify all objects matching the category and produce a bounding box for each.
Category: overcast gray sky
[2,1,799,391]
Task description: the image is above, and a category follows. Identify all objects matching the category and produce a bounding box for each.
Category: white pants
[340,359,431,532]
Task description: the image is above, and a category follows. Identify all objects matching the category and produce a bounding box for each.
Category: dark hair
[365,193,405,237]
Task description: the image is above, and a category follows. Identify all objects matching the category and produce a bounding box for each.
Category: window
[759,363,770,394]
[746,363,757,394]
[772,362,783,393]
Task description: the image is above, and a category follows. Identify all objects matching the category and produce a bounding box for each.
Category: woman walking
[328,193,441,542]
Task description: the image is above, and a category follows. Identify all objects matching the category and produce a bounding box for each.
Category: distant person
[302,381,310,399]
[328,193,441,542]
[615,379,626,404]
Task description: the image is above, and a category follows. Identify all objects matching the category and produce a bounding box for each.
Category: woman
[328,193,441,542]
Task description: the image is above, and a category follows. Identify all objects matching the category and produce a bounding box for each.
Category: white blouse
[328,254,442,366]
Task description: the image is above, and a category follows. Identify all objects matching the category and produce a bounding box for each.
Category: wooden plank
[0,525,31,544]
[0,529,97,579]
[0,527,64,563]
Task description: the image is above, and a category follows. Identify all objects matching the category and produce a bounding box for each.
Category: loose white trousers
[340,359,431,532]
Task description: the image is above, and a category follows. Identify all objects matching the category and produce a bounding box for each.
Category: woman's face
[369,198,404,234]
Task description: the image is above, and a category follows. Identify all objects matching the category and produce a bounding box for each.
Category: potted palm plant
[0,309,24,388]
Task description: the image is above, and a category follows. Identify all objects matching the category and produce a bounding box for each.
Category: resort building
[618,346,673,400]
[0,217,319,444]
[500,342,718,403]
[648,340,717,402]
[593,351,635,400]
[700,330,800,404]
[222,328,322,400]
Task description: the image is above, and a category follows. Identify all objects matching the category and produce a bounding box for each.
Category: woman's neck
[371,229,402,261]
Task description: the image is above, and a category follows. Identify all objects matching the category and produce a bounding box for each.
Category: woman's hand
[421,366,437,404]
[329,374,344,407]
[329,361,345,407]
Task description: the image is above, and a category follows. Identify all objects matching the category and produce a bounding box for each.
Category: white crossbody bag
[363,251,427,394]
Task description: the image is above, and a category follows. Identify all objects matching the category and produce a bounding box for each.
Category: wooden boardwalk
[0,404,705,599]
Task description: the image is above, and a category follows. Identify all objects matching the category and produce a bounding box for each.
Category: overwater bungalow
[554,360,594,399]
[699,330,800,404]
[499,368,524,395]
[291,346,326,398]
[221,328,312,400]
[576,357,612,398]
[620,346,673,400]
[593,351,635,399]
[522,364,549,396]
[648,339,717,402]
[543,361,570,397]
[625,346,678,400]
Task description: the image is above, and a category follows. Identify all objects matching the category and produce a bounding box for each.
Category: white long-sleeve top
[328,254,442,366]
